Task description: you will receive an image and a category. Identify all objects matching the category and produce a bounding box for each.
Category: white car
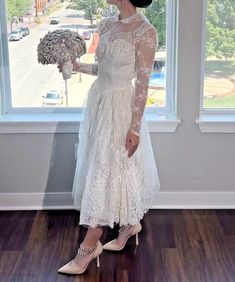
[9,29,23,41]
[42,90,63,106]
[50,16,60,24]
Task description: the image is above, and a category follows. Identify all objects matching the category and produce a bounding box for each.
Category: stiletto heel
[58,240,103,274]
[136,233,139,245]
[96,255,100,268]
[103,223,142,251]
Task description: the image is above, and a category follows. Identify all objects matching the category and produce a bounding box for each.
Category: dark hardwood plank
[0,209,235,282]
[161,248,187,282]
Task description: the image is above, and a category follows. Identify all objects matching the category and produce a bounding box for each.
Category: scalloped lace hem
[78,207,149,229]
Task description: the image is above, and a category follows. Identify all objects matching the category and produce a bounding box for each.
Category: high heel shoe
[102,223,142,251]
[58,240,103,275]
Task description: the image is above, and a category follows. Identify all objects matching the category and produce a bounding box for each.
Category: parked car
[9,29,23,41]
[50,16,60,24]
[42,90,63,106]
[19,27,30,36]
[82,31,91,40]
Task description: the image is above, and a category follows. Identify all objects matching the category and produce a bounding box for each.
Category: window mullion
[165,0,178,117]
[0,0,12,115]
[199,0,207,114]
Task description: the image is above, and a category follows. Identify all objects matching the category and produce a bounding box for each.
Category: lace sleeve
[77,63,98,76]
[129,27,158,136]
[96,18,107,36]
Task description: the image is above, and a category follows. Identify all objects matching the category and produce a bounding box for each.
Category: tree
[7,0,32,31]
[206,0,235,59]
[68,0,166,47]
[144,0,166,49]
[67,0,108,27]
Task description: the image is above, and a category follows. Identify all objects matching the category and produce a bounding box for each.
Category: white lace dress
[72,11,160,229]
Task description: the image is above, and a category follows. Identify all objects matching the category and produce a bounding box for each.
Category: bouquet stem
[62,61,73,80]
[65,79,68,107]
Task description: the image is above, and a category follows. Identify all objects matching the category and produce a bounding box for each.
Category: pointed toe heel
[58,240,103,275]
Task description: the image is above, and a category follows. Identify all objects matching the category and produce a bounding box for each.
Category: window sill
[0,113,181,134]
[196,114,235,133]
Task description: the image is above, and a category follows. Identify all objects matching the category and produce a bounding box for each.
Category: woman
[58,0,160,275]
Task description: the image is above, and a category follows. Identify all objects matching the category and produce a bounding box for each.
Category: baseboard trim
[0,191,235,210]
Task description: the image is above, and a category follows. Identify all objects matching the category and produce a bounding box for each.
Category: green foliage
[144,0,234,59]
[7,0,32,22]
[206,0,235,59]
[68,0,166,42]
[144,0,166,48]
[6,0,234,59]
[67,0,108,22]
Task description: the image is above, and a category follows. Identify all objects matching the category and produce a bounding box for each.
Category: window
[0,0,177,117]
[201,0,235,111]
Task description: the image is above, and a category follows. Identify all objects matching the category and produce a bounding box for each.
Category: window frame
[0,0,10,115]
[0,0,178,118]
[199,0,235,115]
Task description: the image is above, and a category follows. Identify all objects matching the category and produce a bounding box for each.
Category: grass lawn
[204,94,235,108]
[204,58,235,108]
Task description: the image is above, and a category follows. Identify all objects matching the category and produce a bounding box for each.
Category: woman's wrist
[128,127,140,137]
[73,61,81,72]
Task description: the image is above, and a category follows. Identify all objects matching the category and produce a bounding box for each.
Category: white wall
[0,0,235,209]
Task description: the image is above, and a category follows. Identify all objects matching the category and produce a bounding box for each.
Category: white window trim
[196,113,235,133]
[0,112,181,133]
[0,0,181,133]
[196,0,235,133]
[0,0,9,115]
[165,0,178,117]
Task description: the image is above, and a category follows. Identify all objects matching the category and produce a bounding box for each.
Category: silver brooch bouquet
[37,29,86,80]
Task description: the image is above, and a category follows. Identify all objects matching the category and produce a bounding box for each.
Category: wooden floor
[0,209,235,282]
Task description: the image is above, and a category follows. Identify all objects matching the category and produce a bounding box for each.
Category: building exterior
[35,0,57,16]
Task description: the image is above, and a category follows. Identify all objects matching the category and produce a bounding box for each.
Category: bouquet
[37,29,86,80]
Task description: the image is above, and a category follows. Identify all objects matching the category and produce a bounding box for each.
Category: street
[8,6,98,108]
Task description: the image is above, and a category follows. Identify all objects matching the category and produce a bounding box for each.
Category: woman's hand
[125,129,140,158]
[57,61,81,73]
[57,64,63,73]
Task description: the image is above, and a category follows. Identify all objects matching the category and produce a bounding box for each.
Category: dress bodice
[96,29,136,87]
[96,12,156,80]
[96,12,158,135]
[79,11,158,136]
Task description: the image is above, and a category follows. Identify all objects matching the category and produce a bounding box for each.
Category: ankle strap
[77,242,97,256]
[119,224,133,234]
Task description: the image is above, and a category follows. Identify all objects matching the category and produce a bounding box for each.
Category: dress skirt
[72,78,160,228]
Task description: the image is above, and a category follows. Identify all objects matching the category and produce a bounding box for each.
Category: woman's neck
[118,6,137,21]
